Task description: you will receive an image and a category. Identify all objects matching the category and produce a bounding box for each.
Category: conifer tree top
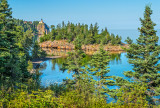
[124,5,160,102]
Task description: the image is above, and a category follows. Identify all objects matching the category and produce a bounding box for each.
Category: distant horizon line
[13,18,160,31]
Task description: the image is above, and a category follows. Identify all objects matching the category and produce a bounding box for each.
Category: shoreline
[40,40,129,51]
[42,48,125,56]
[30,51,125,73]
[32,56,62,69]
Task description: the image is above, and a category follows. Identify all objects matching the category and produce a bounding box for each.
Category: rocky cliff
[37,19,49,38]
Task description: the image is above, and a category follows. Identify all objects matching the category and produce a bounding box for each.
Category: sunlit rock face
[37,19,49,38]
[40,40,129,52]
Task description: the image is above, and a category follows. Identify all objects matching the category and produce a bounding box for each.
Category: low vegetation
[0,0,160,107]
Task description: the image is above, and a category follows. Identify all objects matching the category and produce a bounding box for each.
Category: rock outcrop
[40,40,129,51]
[37,19,49,38]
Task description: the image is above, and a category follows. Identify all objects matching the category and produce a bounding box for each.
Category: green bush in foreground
[0,87,157,108]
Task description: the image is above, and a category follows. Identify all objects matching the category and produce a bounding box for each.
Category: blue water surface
[40,29,160,86]
[40,53,133,87]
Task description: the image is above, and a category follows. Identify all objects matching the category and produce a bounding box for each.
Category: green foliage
[114,83,150,108]
[40,21,122,45]
[13,18,39,35]
[58,89,108,108]
[0,90,56,108]
[0,1,159,107]
[32,41,47,59]
[0,84,155,108]
[124,5,160,104]
[0,0,32,89]
[61,38,99,104]
[0,88,110,108]
[39,33,51,43]
[125,36,133,44]
[46,83,67,97]
[89,45,114,98]
[27,70,42,91]
[15,26,34,60]
[27,60,33,72]
[62,37,86,75]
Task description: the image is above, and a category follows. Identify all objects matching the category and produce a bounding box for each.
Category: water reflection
[49,54,121,71]
[40,48,122,71]
[51,55,92,71]
[51,57,66,71]
[39,49,128,87]
[39,49,122,72]
[42,48,124,56]
[110,54,122,65]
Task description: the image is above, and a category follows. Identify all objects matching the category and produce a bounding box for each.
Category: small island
[1,0,160,107]
[37,21,129,53]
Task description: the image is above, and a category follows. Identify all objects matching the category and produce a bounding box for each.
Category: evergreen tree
[125,36,133,44]
[89,45,114,98]
[115,35,122,45]
[40,21,122,45]
[14,26,32,82]
[61,37,98,104]
[124,5,160,104]
[93,22,99,35]
[0,0,23,87]
[32,41,46,59]
[15,26,33,60]
[13,19,39,34]
[0,0,33,88]
[110,33,116,45]
[62,37,86,75]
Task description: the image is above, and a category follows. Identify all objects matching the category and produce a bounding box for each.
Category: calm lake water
[40,29,160,87]
[38,29,160,103]
[40,52,133,87]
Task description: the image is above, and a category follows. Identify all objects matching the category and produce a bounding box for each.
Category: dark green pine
[0,0,21,86]
[124,5,160,101]
[89,45,114,97]
[0,0,32,88]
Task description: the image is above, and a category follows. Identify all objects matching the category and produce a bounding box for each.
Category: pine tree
[62,37,86,76]
[61,37,94,96]
[32,41,46,59]
[110,33,116,45]
[40,21,122,45]
[124,5,160,104]
[89,45,114,98]
[125,36,133,44]
[0,0,22,87]
[0,0,33,88]
[15,26,33,60]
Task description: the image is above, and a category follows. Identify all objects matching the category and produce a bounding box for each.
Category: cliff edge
[37,19,50,38]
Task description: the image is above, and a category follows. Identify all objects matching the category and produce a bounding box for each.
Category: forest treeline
[13,19,39,34]
[0,0,46,90]
[40,22,122,45]
[0,0,160,107]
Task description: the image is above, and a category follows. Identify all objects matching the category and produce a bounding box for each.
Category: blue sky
[8,0,160,30]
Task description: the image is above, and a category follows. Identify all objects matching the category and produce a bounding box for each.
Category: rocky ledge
[40,40,129,51]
